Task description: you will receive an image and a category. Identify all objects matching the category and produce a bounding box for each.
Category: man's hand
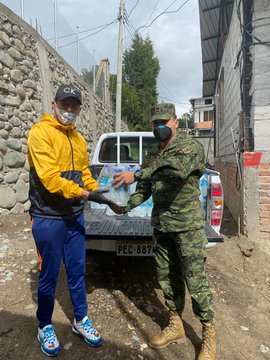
[112,170,135,190]
[87,189,117,205]
[108,203,125,215]
[81,190,90,200]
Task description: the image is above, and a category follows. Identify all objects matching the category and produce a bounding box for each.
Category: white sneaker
[38,325,61,357]
[72,316,103,347]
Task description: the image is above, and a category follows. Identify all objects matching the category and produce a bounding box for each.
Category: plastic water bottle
[112,164,129,206]
[199,173,208,214]
[98,165,111,188]
[146,196,153,217]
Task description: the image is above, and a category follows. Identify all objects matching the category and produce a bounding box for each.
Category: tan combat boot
[198,322,216,360]
[148,310,187,349]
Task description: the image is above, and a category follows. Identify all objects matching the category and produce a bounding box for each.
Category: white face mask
[54,106,77,125]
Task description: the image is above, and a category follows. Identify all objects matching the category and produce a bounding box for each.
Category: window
[142,137,157,160]
[203,110,214,121]
[205,98,213,105]
[98,136,157,163]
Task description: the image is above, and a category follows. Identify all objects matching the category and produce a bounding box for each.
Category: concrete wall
[215,0,270,245]
[0,4,127,214]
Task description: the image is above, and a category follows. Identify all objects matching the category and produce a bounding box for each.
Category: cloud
[57,0,203,115]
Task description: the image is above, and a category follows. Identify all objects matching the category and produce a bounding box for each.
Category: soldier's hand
[112,171,135,189]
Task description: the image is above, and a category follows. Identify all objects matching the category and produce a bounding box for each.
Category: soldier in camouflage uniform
[111,103,216,360]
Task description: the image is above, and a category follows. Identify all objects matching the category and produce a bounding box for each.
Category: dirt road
[0,210,269,359]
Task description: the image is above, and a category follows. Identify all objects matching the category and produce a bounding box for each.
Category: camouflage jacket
[125,130,206,232]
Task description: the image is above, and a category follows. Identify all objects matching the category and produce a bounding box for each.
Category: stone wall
[0,4,127,214]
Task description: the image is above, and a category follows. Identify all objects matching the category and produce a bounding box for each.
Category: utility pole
[54,0,58,51]
[93,49,96,93]
[20,0,24,20]
[115,0,124,132]
[76,26,80,74]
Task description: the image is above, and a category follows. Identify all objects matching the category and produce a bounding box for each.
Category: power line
[159,95,190,105]
[141,0,160,29]
[46,20,118,41]
[58,20,118,49]
[137,0,191,33]
[127,0,140,18]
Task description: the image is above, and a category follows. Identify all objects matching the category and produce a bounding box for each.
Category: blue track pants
[32,213,88,328]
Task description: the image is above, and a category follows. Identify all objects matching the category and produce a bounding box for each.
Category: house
[198,0,270,248]
[190,96,214,136]
[190,96,215,165]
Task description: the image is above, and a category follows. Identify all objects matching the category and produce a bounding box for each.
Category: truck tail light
[214,199,223,207]
[212,184,222,197]
[211,210,222,226]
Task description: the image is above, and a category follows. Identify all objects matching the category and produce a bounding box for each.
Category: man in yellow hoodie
[27,84,103,357]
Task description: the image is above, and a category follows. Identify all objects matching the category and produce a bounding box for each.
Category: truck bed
[84,207,224,243]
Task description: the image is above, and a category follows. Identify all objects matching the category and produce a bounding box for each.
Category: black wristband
[134,169,142,181]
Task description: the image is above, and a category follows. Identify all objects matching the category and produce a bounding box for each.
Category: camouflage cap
[150,103,176,122]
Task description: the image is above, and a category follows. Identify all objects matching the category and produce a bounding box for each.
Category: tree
[122,33,160,130]
[80,66,98,91]
[179,110,194,129]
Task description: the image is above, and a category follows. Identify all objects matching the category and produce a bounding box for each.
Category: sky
[2,0,203,117]
[55,0,203,117]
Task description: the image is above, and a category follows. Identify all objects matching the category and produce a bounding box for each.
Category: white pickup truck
[84,132,224,256]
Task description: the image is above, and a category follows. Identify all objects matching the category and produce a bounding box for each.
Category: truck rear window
[98,136,157,163]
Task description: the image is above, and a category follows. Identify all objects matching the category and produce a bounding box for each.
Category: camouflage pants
[153,228,215,323]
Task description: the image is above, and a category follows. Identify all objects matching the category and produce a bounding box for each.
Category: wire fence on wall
[1,0,94,75]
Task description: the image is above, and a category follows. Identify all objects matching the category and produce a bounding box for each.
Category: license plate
[117,241,154,256]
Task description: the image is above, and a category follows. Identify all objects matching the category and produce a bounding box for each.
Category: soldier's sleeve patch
[181,145,193,154]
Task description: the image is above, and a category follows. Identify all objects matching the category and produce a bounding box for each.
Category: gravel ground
[0,210,269,360]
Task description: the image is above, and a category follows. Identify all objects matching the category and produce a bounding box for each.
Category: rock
[240,326,249,331]
[10,203,25,214]
[15,179,29,203]
[260,345,270,353]
[24,304,35,310]
[0,31,10,46]
[3,152,25,168]
[23,79,37,90]
[63,342,73,350]
[23,200,31,212]
[10,127,21,138]
[8,47,21,61]
[4,171,19,183]
[12,25,22,36]
[0,138,7,153]
[10,69,23,83]
[0,50,14,68]
[145,305,154,313]
[0,129,9,139]
[0,187,16,209]
[11,38,25,53]
[16,85,26,100]
[5,95,21,107]
[6,138,22,151]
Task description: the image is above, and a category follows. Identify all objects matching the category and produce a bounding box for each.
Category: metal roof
[199,0,234,97]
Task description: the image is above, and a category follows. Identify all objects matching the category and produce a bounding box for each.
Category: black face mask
[153,125,172,142]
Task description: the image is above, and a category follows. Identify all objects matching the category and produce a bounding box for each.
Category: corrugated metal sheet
[198,0,234,96]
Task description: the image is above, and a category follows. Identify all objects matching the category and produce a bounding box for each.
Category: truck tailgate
[84,207,224,243]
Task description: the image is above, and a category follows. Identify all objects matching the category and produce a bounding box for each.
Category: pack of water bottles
[93,164,153,217]
[126,165,153,218]
[199,173,208,215]
[94,164,130,214]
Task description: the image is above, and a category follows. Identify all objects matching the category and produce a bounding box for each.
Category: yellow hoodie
[27,113,98,218]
